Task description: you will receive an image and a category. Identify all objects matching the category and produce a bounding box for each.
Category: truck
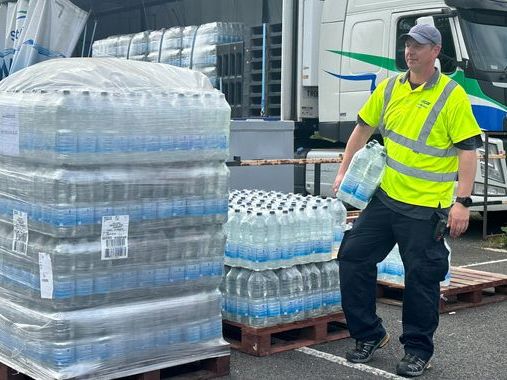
[4,0,507,213]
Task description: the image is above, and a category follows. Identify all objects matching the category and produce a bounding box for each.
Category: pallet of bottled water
[0,290,227,380]
[222,261,341,328]
[336,140,386,209]
[93,22,244,87]
[0,58,229,379]
[225,190,348,270]
[377,243,452,287]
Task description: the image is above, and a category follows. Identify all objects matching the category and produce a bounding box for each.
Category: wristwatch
[455,196,472,208]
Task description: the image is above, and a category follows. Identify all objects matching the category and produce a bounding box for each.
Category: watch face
[457,197,472,207]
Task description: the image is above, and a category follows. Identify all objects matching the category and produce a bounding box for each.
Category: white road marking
[296,347,406,380]
[459,258,507,268]
[483,247,507,254]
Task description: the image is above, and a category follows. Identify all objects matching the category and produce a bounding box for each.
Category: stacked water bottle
[92,22,244,87]
[377,243,452,287]
[0,59,229,379]
[222,190,348,328]
[225,190,348,269]
[336,140,387,209]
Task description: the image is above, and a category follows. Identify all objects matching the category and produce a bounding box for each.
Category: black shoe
[345,332,390,363]
[396,353,431,377]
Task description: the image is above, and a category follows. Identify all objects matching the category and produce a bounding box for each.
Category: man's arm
[448,149,477,238]
[333,122,375,193]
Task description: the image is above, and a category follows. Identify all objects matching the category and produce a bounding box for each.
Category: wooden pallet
[0,355,230,380]
[377,266,507,313]
[223,312,349,356]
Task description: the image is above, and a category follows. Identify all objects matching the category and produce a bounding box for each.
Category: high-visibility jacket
[358,70,481,208]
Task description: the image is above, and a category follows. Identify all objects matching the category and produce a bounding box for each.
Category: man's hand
[447,203,470,238]
[333,173,344,194]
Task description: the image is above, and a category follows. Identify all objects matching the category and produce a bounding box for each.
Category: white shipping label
[39,252,54,299]
[0,113,19,156]
[101,215,129,260]
[12,210,28,255]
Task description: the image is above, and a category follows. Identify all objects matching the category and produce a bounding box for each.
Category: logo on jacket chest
[416,100,432,109]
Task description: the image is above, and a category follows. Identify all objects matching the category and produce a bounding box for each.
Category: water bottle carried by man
[336,140,386,209]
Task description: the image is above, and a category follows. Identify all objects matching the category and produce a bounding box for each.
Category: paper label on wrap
[39,252,54,299]
[0,113,19,156]
[12,210,28,255]
[101,215,129,260]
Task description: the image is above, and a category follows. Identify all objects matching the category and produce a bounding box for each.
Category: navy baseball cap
[401,24,442,45]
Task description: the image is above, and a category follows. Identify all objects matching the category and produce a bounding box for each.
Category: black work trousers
[338,196,449,361]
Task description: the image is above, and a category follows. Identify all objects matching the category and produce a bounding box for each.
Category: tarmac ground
[222,213,507,380]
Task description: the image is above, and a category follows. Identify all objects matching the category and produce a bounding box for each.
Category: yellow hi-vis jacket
[358,70,481,208]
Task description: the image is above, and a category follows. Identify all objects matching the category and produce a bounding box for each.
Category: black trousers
[338,196,449,361]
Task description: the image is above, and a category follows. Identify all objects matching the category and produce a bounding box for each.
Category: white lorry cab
[290,0,507,210]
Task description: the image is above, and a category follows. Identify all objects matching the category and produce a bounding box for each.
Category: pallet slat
[0,355,230,380]
[377,266,507,313]
[223,312,350,356]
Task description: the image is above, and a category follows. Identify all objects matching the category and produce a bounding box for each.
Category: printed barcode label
[101,215,129,260]
[12,210,28,255]
[39,252,54,299]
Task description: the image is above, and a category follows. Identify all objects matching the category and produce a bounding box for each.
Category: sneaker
[396,353,431,377]
[345,332,390,363]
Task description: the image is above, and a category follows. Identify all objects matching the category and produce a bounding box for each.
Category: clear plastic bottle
[336,144,373,208]
[224,267,241,321]
[236,268,250,324]
[291,267,304,321]
[265,270,281,326]
[247,271,268,327]
[265,210,281,267]
[278,267,294,323]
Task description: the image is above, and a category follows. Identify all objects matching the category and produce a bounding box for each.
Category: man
[333,24,482,377]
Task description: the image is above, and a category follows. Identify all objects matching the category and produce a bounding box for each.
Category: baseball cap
[400,24,442,45]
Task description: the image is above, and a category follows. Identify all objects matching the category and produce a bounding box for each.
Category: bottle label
[12,210,28,255]
[267,299,281,317]
[38,252,54,299]
[101,215,129,260]
[0,112,19,156]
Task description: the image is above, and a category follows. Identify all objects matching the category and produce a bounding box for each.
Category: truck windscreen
[459,10,507,73]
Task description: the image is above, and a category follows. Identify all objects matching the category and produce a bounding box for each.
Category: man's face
[404,37,441,73]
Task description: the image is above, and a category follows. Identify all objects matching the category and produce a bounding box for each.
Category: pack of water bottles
[336,140,387,209]
[225,190,348,270]
[0,59,229,378]
[223,261,341,328]
[92,22,244,87]
[0,290,227,380]
[377,243,452,287]
[0,221,225,310]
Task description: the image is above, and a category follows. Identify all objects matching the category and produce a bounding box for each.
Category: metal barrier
[226,156,343,196]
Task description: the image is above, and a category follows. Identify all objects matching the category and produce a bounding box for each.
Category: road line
[296,347,405,380]
[459,258,507,268]
[482,247,507,254]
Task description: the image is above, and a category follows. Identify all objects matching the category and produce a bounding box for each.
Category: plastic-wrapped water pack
[92,22,244,87]
[0,58,230,379]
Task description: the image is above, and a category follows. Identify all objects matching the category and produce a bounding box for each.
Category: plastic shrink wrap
[0,58,230,379]
[92,22,244,87]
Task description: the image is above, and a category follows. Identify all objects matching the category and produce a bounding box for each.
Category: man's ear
[433,44,442,57]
